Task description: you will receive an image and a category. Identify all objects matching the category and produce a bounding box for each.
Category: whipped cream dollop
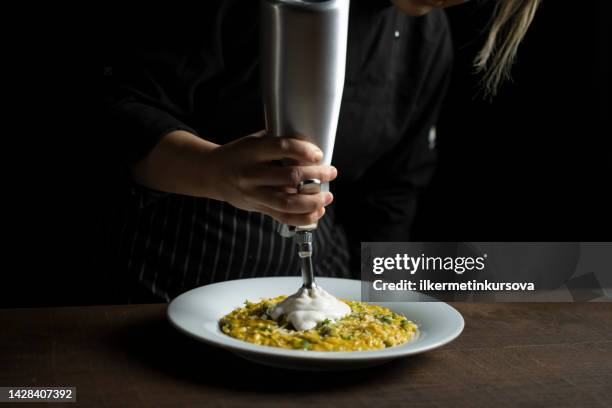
[268,286,351,331]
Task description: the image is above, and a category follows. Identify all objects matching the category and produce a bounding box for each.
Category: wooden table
[2,303,611,407]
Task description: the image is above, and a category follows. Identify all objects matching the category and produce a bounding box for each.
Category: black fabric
[104,1,453,299]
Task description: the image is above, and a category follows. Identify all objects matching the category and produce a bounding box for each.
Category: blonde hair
[475,0,542,96]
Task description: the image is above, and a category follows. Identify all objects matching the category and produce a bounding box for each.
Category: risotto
[219,296,418,351]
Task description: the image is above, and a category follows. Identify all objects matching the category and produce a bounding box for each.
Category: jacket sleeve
[103,22,200,165]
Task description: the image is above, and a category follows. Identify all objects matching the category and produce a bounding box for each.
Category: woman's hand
[206,130,337,226]
[392,0,467,17]
[131,129,337,226]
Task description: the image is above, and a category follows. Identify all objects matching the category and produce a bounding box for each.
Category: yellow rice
[219,296,418,351]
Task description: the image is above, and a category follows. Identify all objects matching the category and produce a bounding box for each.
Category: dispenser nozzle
[296,230,316,289]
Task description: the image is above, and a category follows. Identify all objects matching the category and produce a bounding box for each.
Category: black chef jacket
[104,1,452,301]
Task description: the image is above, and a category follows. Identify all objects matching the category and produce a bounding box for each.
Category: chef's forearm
[130,130,219,198]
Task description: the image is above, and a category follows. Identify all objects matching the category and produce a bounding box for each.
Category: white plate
[167,277,464,370]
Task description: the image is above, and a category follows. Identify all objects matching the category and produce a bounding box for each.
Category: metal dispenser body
[260,0,350,237]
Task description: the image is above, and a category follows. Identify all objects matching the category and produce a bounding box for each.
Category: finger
[250,188,333,214]
[393,0,466,16]
[256,205,326,227]
[279,186,298,194]
[249,136,324,163]
[248,129,267,137]
[392,0,433,15]
[249,164,338,187]
[425,0,467,8]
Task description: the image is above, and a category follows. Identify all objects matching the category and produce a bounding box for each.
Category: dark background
[4,1,609,308]
[414,1,610,241]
